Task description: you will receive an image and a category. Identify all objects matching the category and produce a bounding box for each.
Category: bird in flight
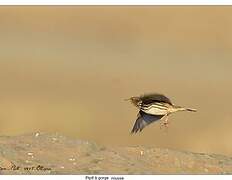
[126,93,196,133]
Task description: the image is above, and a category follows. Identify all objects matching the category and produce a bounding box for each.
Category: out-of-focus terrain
[0,133,232,175]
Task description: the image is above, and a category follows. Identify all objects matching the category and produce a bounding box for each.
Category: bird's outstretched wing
[131,111,164,133]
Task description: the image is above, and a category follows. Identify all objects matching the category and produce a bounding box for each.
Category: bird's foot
[160,120,169,129]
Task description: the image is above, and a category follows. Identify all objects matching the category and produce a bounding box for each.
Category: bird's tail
[185,108,197,112]
[173,106,197,112]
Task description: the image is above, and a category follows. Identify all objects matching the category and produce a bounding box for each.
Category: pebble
[35,132,40,137]
[69,158,75,161]
[52,137,57,142]
[27,152,33,156]
[27,152,34,158]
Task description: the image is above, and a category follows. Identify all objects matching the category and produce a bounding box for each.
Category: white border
[0,1,231,179]
[0,0,232,5]
[0,175,231,180]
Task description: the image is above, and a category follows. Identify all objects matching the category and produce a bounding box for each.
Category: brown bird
[126,93,196,133]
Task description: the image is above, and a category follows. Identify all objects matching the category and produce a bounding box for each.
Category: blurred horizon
[0,6,232,156]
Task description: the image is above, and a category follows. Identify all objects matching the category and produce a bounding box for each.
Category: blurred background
[0,6,232,156]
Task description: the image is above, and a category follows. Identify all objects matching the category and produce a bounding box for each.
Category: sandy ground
[0,132,231,175]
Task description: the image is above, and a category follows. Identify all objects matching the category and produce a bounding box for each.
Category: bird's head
[124,96,141,107]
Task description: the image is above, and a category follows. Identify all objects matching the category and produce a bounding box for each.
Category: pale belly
[142,107,168,115]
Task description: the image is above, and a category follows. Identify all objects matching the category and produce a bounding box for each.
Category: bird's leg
[164,115,169,128]
[160,114,169,129]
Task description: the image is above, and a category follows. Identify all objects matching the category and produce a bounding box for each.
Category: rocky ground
[0,132,231,175]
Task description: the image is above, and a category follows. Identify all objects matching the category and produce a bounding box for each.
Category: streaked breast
[141,103,169,115]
